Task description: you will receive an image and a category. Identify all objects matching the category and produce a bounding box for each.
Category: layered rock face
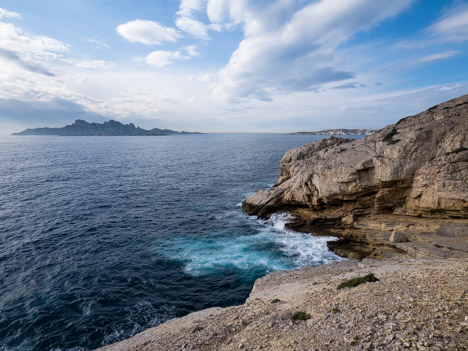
[243,95,468,221]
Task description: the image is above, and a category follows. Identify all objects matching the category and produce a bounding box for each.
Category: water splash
[157,212,342,277]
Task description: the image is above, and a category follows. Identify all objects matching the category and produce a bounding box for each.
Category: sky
[0,0,467,134]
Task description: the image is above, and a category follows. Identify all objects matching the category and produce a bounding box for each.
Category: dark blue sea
[0,134,348,351]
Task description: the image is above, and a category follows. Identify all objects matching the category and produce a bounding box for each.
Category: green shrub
[383,128,398,143]
[387,139,401,145]
[330,308,341,314]
[337,273,379,289]
[271,298,280,304]
[291,311,311,321]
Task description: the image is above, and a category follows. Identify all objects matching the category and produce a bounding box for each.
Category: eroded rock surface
[243,95,468,219]
[243,95,468,259]
[97,258,468,351]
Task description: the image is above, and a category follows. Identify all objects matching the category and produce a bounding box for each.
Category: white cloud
[395,3,468,49]
[175,17,209,39]
[175,0,248,38]
[0,18,115,124]
[61,58,113,69]
[144,46,198,68]
[387,50,459,71]
[0,8,21,19]
[206,0,246,26]
[429,3,468,42]
[117,19,181,45]
[184,45,199,56]
[414,51,459,64]
[0,21,68,59]
[145,51,188,68]
[88,38,110,49]
[212,0,414,100]
[0,21,69,77]
[178,0,205,18]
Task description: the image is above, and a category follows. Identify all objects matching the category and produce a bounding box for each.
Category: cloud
[414,51,459,63]
[333,83,367,90]
[387,50,459,71]
[0,48,54,76]
[211,0,414,100]
[0,8,21,19]
[144,46,198,68]
[175,0,248,38]
[0,21,69,79]
[0,20,113,76]
[0,21,68,61]
[429,3,468,42]
[175,17,209,39]
[0,18,115,128]
[61,58,113,69]
[395,3,468,49]
[176,0,210,38]
[117,19,181,45]
[88,38,110,49]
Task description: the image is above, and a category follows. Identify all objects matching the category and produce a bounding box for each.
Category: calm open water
[0,134,346,350]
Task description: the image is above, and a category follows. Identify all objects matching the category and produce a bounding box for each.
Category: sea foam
[157,212,342,278]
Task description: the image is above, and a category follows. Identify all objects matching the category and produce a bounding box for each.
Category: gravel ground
[98,258,467,351]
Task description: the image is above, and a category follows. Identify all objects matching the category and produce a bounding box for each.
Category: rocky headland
[243,94,468,260]
[97,95,467,351]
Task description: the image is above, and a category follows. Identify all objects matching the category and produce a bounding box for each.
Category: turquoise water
[0,134,347,350]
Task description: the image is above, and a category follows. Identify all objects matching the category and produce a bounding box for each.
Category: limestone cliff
[243,94,468,258]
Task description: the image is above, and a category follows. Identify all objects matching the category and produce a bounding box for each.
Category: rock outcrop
[97,258,468,351]
[243,94,468,258]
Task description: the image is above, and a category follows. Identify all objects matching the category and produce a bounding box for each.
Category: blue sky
[0,0,467,134]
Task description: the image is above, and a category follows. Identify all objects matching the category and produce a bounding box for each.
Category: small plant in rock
[383,128,400,144]
[387,139,401,145]
[271,298,280,304]
[330,308,341,314]
[291,311,311,321]
[337,273,379,289]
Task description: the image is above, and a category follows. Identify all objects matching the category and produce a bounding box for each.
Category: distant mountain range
[12,120,200,136]
[291,128,376,136]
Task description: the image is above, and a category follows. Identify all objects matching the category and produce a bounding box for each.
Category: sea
[0,133,353,351]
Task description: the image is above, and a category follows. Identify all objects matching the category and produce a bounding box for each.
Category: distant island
[291,128,376,135]
[12,119,200,136]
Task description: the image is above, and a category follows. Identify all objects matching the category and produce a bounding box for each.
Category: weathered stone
[242,95,468,219]
[97,259,468,351]
[389,231,408,243]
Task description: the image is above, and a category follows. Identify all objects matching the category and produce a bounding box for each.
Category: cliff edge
[243,94,468,259]
[97,258,468,351]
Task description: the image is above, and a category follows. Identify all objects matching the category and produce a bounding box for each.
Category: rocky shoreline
[97,95,467,350]
[98,258,467,351]
[243,94,468,260]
